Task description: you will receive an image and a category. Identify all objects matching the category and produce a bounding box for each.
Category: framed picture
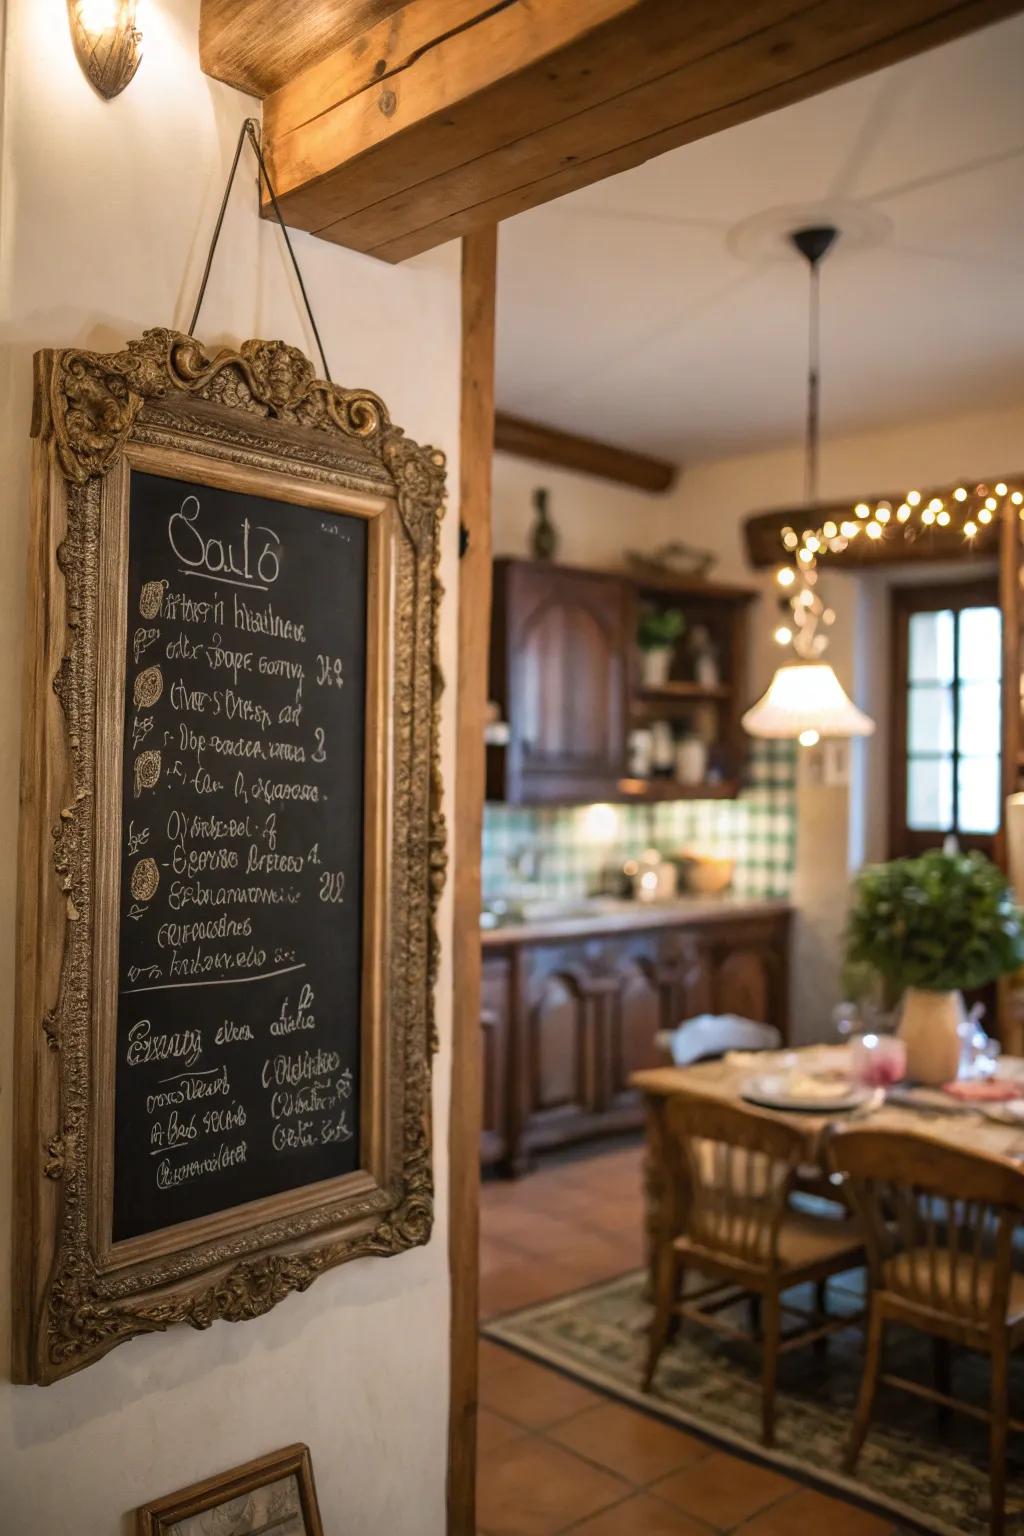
[138,1444,324,1535]
[13,331,446,1383]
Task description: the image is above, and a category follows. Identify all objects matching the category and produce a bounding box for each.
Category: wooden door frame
[448,226,497,1529]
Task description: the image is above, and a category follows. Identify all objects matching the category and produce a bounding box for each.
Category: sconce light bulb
[907,491,922,506]
[777,567,796,588]
[921,508,936,525]
[996,483,1008,496]
[854,502,870,518]
[798,729,821,748]
[896,504,910,522]
[936,510,950,526]
[77,0,125,30]
[865,522,883,540]
[953,487,968,502]
[964,521,977,539]
[875,506,891,523]
[1012,492,1023,506]
[773,625,793,646]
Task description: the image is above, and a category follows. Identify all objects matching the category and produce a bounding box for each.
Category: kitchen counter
[481,895,792,947]
[478,895,793,1174]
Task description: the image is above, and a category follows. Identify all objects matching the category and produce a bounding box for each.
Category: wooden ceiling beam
[199,0,408,98]
[494,412,677,494]
[219,0,1024,262]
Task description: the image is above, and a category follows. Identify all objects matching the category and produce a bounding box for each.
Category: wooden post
[998,500,1024,1051]
[447,225,497,1534]
[999,496,1020,868]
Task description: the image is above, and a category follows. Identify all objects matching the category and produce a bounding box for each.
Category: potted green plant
[844,848,1024,1084]
[637,608,685,688]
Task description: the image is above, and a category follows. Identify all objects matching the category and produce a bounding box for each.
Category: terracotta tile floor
[477,1138,913,1536]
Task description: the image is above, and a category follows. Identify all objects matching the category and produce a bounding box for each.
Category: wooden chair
[829,1128,1024,1536]
[657,1015,782,1066]
[644,1095,865,1446]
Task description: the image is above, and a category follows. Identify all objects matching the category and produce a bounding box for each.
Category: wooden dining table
[630,1043,1024,1293]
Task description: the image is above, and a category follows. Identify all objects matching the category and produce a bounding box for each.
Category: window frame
[889,577,1002,859]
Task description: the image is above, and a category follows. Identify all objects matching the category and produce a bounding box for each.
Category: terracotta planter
[898,987,963,1085]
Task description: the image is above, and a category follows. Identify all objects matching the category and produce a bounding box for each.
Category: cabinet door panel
[480,957,510,1156]
[528,972,589,1116]
[510,567,628,782]
[611,958,663,1093]
[714,948,771,1023]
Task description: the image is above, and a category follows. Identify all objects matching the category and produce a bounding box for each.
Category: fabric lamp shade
[742,661,874,740]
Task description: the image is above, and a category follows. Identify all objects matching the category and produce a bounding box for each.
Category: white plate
[740,1072,874,1113]
[979,1100,1024,1124]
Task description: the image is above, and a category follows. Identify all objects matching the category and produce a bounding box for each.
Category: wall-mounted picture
[137,1444,324,1536]
[13,331,445,1385]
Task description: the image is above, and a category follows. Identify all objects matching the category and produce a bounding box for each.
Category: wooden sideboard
[480,901,792,1175]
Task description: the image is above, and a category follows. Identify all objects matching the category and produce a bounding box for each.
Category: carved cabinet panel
[488,560,630,803]
[714,948,771,1022]
[529,971,592,1117]
[704,919,789,1027]
[604,940,669,1106]
[480,955,511,1166]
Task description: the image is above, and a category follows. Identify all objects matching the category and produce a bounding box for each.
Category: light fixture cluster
[776,478,1023,587]
[743,222,876,747]
[772,566,835,659]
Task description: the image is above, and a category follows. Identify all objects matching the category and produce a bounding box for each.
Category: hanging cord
[805,258,820,509]
[187,116,332,383]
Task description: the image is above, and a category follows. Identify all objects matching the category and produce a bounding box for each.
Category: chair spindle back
[665,1096,806,1269]
[829,1128,1024,1329]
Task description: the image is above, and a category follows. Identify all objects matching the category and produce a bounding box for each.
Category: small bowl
[683,856,735,896]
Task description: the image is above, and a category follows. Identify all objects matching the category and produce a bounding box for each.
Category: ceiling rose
[726,200,893,265]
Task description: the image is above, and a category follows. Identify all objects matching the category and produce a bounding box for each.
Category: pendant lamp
[743,226,875,746]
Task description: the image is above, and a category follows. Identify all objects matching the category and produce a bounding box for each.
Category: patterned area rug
[483,1269,1024,1535]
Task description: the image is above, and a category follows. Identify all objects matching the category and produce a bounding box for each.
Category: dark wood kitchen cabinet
[486,558,757,805]
[487,559,630,803]
[481,906,791,1174]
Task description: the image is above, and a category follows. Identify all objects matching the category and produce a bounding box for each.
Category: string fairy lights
[773,478,1022,652]
[776,479,1023,597]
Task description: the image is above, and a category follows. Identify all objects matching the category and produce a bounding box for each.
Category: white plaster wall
[494,399,1024,1038]
[0,4,459,1532]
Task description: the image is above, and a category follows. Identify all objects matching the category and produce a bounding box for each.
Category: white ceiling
[495,16,1024,464]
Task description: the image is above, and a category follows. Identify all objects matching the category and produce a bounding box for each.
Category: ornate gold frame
[13,330,446,1384]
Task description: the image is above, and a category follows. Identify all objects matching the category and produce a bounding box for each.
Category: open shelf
[634,682,731,707]
[617,776,739,802]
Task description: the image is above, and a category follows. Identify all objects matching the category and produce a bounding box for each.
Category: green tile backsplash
[482,741,797,903]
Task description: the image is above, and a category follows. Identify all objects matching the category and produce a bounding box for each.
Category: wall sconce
[68,0,142,99]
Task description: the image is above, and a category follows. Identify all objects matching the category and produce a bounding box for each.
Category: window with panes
[890,580,1001,857]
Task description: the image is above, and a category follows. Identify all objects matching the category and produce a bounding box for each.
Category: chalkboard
[112,471,367,1242]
